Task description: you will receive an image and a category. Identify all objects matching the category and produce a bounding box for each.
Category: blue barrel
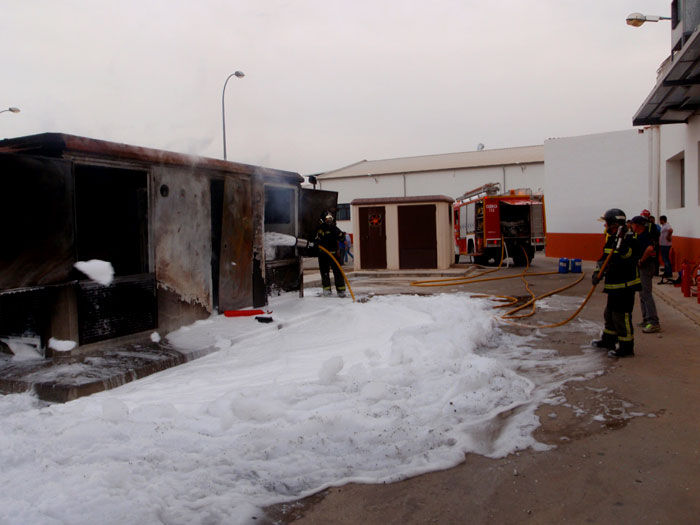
[570,258,582,273]
[559,258,570,273]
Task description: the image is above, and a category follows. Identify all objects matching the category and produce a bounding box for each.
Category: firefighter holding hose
[591,208,641,358]
[315,211,347,297]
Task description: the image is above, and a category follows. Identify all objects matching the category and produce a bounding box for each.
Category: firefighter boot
[608,340,634,359]
[592,332,617,351]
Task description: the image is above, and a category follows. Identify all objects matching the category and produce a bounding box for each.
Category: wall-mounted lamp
[626,12,671,27]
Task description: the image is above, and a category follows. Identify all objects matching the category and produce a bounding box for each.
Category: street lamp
[0,107,20,115]
[221,71,245,160]
[626,12,671,27]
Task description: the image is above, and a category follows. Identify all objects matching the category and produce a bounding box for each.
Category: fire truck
[454,182,546,266]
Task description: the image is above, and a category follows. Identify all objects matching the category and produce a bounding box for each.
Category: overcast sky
[2,1,671,175]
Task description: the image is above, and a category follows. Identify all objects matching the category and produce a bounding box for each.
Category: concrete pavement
[266,256,700,524]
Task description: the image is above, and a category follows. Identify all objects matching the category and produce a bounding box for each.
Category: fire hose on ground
[410,241,615,329]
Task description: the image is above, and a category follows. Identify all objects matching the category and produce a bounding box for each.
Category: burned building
[0,133,335,355]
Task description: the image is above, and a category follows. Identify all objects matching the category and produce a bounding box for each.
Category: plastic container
[558,258,570,274]
[570,258,582,273]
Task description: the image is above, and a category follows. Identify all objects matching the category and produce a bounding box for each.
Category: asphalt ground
[267,255,700,524]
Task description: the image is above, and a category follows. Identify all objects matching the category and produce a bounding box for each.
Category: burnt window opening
[74,165,149,277]
[264,185,296,260]
[265,186,294,225]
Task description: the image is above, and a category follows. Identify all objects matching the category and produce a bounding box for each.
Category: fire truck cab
[454,183,546,266]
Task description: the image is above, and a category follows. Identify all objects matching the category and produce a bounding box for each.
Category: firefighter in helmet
[315,210,347,297]
[591,208,641,358]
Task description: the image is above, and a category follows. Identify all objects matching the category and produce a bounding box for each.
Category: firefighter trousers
[318,252,345,293]
[602,289,636,352]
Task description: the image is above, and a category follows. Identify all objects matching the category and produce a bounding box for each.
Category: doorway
[398,204,437,269]
[359,206,387,269]
[74,165,154,344]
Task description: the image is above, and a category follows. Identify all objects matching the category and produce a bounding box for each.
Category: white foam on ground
[0,292,604,524]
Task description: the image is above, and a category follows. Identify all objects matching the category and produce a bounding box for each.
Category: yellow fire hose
[410,242,614,329]
[499,246,614,329]
[317,245,356,302]
[315,233,613,326]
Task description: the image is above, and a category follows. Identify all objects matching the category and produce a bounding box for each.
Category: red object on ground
[224,309,265,317]
[680,261,692,297]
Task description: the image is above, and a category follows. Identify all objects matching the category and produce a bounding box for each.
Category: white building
[544,128,660,261]
[315,146,544,234]
[630,0,700,269]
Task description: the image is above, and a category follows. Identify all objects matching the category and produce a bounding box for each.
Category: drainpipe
[502,166,506,191]
[403,173,407,197]
[648,125,661,216]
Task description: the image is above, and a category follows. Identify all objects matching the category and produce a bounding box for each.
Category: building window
[336,203,350,221]
[666,152,685,209]
[672,0,679,29]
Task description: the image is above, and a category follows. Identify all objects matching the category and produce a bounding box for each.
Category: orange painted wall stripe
[545,233,605,261]
[545,233,700,267]
[668,236,700,271]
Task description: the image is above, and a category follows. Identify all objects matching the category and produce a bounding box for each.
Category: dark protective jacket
[315,222,345,252]
[597,228,641,293]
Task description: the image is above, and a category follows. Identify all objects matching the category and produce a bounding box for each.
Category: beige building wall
[351,198,454,271]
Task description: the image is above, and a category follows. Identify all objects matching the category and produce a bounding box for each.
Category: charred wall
[152,166,214,318]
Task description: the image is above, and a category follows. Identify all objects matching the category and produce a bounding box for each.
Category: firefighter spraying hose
[263,232,355,301]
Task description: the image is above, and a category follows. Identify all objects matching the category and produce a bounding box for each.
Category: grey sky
[2,1,671,175]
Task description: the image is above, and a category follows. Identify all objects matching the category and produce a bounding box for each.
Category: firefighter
[591,208,641,358]
[315,211,347,297]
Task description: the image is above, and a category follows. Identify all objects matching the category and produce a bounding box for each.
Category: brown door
[359,206,387,269]
[398,204,437,269]
[218,175,253,311]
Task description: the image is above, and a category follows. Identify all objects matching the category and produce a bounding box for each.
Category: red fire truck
[454,182,546,266]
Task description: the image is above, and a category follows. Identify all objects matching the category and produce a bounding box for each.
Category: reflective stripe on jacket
[598,230,641,292]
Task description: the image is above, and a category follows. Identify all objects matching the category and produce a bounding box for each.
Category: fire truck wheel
[512,251,528,266]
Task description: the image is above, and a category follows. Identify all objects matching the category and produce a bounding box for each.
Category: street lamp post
[221,71,245,160]
[626,12,671,27]
[0,107,20,115]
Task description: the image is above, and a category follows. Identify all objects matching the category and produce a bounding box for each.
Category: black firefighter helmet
[599,208,626,226]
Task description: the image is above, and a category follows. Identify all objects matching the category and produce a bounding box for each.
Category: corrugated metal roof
[318,145,544,179]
